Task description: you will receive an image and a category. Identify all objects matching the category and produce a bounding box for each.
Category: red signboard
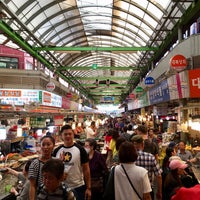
[170,54,187,71]
[188,69,200,98]
[62,97,70,109]
[129,93,135,99]
[54,115,64,126]
[66,92,72,99]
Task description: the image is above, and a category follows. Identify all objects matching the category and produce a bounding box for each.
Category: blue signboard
[144,76,155,85]
[103,96,114,102]
[148,79,170,104]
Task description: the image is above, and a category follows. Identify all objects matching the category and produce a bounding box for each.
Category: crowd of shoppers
[4,117,200,200]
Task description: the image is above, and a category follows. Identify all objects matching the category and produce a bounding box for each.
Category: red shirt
[171,185,200,200]
[105,135,112,151]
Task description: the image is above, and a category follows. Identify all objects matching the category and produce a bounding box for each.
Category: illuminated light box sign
[0,89,40,105]
[30,117,46,128]
[40,91,62,107]
[0,89,62,108]
[144,77,155,86]
[103,96,114,102]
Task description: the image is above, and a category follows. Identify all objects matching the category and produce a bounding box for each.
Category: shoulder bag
[121,164,142,200]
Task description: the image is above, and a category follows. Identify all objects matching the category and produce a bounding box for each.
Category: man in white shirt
[85,121,97,139]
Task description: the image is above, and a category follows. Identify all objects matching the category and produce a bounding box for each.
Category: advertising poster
[149,79,170,104]
[188,69,200,98]
[167,74,178,100]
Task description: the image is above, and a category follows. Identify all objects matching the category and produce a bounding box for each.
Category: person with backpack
[37,158,76,200]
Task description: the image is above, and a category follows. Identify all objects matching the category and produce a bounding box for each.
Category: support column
[178,26,183,42]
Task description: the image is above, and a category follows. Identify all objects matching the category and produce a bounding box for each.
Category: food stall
[0,152,38,199]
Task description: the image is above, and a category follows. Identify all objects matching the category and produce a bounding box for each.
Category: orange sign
[0,90,22,97]
[43,92,51,103]
[170,54,187,71]
[188,69,200,98]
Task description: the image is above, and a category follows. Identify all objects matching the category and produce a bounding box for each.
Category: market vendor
[176,141,193,162]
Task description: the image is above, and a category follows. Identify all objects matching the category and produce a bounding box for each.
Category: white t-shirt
[53,143,88,189]
[114,163,152,200]
[85,126,96,139]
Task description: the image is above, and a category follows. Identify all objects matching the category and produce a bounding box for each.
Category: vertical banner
[176,73,183,99]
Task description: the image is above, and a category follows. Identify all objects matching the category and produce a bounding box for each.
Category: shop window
[0,56,18,69]
[25,61,33,70]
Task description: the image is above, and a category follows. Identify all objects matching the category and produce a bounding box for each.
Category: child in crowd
[6,159,32,200]
[37,158,76,200]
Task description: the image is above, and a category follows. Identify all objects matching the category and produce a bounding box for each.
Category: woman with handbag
[103,141,152,200]
[84,138,109,200]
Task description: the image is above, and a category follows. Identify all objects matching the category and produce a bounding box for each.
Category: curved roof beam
[61,53,135,68]
[21,1,163,35]
[44,17,152,46]
[26,6,157,42]
[39,14,152,45]
[46,28,149,50]
[69,54,134,67]
[63,52,140,67]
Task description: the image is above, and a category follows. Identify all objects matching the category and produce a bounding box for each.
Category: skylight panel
[77,0,113,31]
[129,4,144,17]
[144,14,157,27]
[151,0,171,8]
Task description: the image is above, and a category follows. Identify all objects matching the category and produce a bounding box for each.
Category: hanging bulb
[95,79,99,86]
[106,79,110,87]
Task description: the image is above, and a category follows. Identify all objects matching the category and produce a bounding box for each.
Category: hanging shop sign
[135,86,143,93]
[129,93,135,99]
[46,81,55,92]
[144,76,155,86]
[66,92,72,99]
[170,54,187,71]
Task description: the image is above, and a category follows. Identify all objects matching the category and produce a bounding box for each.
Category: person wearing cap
[163,159,188,200]
[131,134,162,200]
[168,141,178,153]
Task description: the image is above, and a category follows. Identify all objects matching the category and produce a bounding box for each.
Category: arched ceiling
[0,0,198,105]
